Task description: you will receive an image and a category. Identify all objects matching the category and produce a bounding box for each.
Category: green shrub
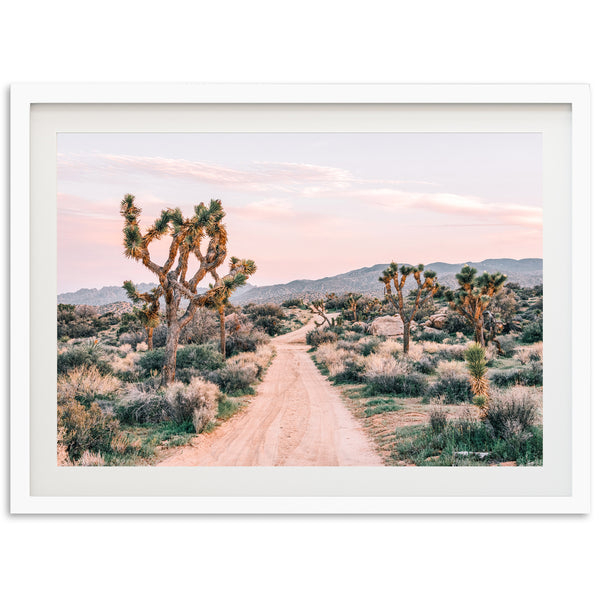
[137,348,166,375]
[521,319,543,343]
[414,354,437,374]
[365,372,427,397]
[490,363,543,387]
[225,329,269,356]
[427,374,473,404]
[211,363,257,396]
[306,328,338,347]
[495,335,518,357]
[58,398,120,461]
[175,343,224,371]
[331,359,365,384]
[414,329,447,343]
[281,298,304,308]
[57,343,112,375]
[165,377,220,432]
[486,396,538,440]
[429,404,448,434]
[116,385,172,424]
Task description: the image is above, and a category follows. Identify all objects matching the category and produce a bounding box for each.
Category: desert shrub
[57,365,121,409]
[490,363,543,387]
[521,319,543,343]
[414,329,446,343]
[364,397,400,416]
[443,312,474,335]
[427,373,473,404]
[358,337,380,356]
[58,398,120,461]
[365,373,426,396]
[429,403,448,434]
[245,303,287,336]
[116,384,172,424]
[175,343,224,372]
[330,356,366,384]
[226,328,269,356]
[421,341,466,361]
[118,330,147,349]
[77,450,106,466]
[151,324,168,348]
[414,354,438,374]
[516,342,544,364]
[306,328,338,347]
[211,363,257,396]
[485,389,538,440]
[57,343,112,375]
[57,304,119,340]
[165,377,220,432]
[281,298,304,308]
[138,348,166,376]
[495,334,518,357]
[181,307,219,344]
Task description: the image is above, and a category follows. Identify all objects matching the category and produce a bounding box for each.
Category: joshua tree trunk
[147,327,154,350]
[403,321,411,353]
[162,323,180,386]
[475,317,485,346]
[219,305,226,357]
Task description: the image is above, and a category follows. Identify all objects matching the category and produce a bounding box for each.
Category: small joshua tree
[464,342,490,415]
[123,281,161,350]
[379,262,439,353]
[347,293,361,322]
[205,279,238,357]
[309,299,332,328]
[120,194,256,385]
[444,265,507,346]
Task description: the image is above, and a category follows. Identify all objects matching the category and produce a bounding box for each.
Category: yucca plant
[120,194,256,385]
[464,342,490,414]
[379,262,439,353]
[445,265,507,345]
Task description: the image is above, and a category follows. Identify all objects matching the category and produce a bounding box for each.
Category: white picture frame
[10,83,591,514]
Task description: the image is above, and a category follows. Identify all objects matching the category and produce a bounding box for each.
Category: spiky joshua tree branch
[123,280,161,350]
[120,194,256,385]
[379,262,439,353]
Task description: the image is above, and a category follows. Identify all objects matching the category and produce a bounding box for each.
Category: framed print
[10,83,591,513]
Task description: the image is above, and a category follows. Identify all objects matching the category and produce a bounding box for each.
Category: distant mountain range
[57,258,542,307]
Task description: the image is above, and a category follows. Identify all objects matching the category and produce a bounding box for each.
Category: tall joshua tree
[379,262,439,353]
[444,265,507,346]
[120,194,256,385]
[123,281,161,350]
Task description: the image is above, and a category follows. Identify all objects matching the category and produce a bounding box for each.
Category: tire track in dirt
[158,318,383,466]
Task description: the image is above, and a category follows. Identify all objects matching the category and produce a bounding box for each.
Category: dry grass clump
[136,341,148,352]
[315,342,362,376]
[429,400,448,434]
[109,351,140,373]
[485,345,497,363]
[377,339,404,358]
[436,360,467,378]
[407,344,424,361]
[58,364,121,407]
[119,343,132,354]
[486,386,540,440]
[165,377,220,432]
[364,353,411,378]
[515,342,544,365]
[77,450,106,466]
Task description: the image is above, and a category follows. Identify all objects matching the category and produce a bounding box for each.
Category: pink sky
[57,133,542,293]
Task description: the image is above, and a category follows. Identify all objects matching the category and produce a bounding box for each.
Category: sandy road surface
[158,319,383,466]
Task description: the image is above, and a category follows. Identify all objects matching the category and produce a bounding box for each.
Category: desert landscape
[56,132,543,467]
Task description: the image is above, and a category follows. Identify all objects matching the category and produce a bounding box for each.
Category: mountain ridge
[58,258,542,306]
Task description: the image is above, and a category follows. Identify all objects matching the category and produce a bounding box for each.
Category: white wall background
[1,2,596,599]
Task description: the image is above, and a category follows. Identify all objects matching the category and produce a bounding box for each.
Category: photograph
[56,131,544,468]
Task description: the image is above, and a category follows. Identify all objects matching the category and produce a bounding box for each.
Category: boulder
[368,315,406,336]
[424,310,448,330]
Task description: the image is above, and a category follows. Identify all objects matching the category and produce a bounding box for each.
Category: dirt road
[158,319,383,466]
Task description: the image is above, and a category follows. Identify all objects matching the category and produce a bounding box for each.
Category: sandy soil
[158,319,383,466]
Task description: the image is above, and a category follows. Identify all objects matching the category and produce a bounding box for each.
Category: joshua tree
[464,342,490,415]
[346,293,361,322]
[309,299,332,328]
[379,262,439,353]
[123,282,161,350]
[120,194,256,385]
[205,281,237,357]
[444,265,507,346]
